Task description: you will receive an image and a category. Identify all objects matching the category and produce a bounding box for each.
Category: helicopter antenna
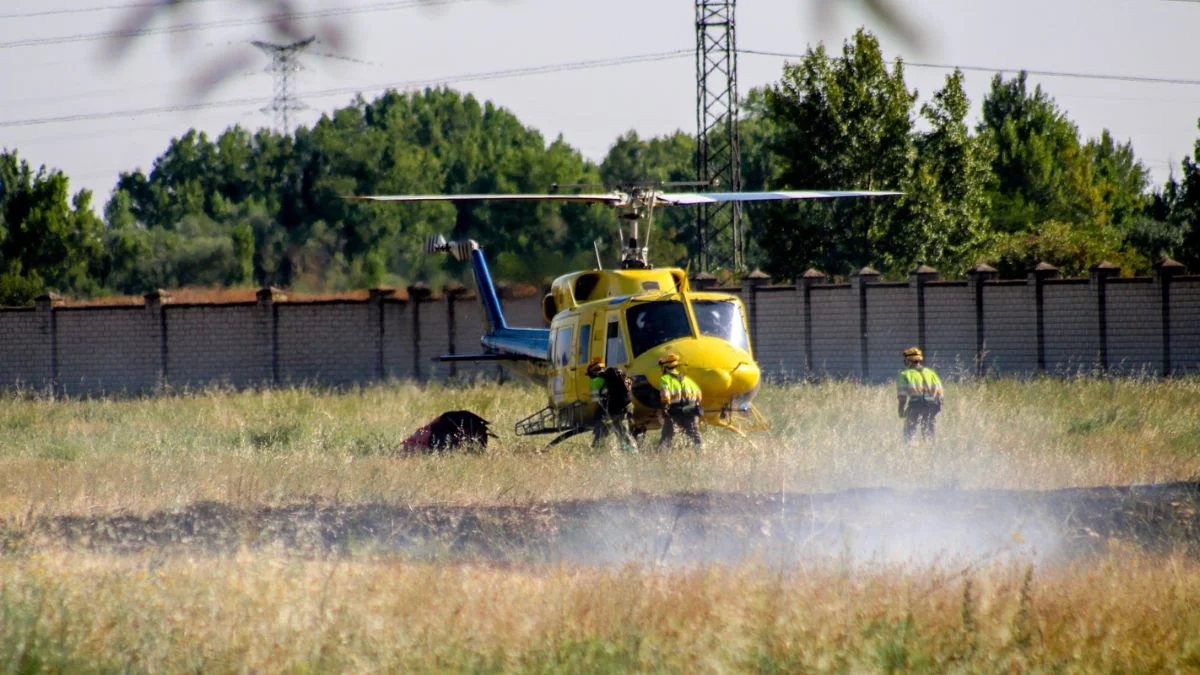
[593,239,604,270]
[644,198,656,261]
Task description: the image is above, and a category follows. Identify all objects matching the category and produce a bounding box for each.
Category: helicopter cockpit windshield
[627,301,693,356]
[693,299,750,353]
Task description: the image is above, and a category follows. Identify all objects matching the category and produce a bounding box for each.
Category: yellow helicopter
[353,183,898,445]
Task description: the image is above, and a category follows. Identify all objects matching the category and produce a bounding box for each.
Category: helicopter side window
[605,319,627,366]
[626,301,693,357]
[693,300,750,353]
[577,324,591,365]
[554,325,574,367]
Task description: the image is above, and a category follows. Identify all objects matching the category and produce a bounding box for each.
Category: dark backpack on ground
[402,410,496,453]
[600,367,634,415]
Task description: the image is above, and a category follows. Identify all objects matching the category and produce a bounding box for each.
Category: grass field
[2,377,1200,671]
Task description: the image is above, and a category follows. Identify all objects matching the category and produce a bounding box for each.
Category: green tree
[755,29,915,278]
[1162,126,1200,269]
[979,73,1154,275]
[977,72,1100,234]
[0,150,103,303]
[895,69,994,274]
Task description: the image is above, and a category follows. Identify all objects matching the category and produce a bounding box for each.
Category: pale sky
[3,0,1199,210]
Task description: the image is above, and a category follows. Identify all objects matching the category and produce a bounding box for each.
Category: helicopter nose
[729,360,760,395]
[693,367,733,392]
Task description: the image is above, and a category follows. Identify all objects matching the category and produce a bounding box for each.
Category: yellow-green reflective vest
[590,376,605,403]
[659,370,702,408]
[897,367,944,403]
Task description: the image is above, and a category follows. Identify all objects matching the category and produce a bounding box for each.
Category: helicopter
[352,183,899,446]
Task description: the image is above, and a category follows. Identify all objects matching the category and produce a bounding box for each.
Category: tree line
[3,29,1200,305]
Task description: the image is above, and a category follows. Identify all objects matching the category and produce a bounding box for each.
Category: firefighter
[588,358,637,452]
[897,346,944,442]
[657,353,703,449]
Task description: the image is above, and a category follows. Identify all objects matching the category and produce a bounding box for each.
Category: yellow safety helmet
[586,358,605,376]
[657,353,680,369]
[903,346,924,363]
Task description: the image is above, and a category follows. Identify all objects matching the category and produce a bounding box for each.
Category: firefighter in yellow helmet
[657,353,703,449]
[588,358,636,452]
[897,347,944,441]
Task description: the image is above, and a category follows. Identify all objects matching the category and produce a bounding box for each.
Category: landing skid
[707,404,771,436]
[545,427,589,448]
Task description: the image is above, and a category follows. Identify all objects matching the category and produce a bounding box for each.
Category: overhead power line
[739,49,1200,87]
[13,46,1192,131]
[0,49,692,128]
[0,0,217,20]
[0,0,477,49]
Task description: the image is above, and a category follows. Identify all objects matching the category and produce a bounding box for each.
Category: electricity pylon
[695,0,743,272]
[252,35,316,133]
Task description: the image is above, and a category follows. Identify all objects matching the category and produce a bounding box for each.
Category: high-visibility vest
[897,367,944,403]
[659,370,702,409]
[590,376,605,404]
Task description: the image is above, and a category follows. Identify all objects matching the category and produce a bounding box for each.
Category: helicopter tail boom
[425,235,552,366]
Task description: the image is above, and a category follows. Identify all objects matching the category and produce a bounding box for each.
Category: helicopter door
[604,312,628,367]
[591,314,606,368]
[556,321,577,405]
[575,320,592,404]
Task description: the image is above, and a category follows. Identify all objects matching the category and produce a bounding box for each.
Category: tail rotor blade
[425,234,449,255]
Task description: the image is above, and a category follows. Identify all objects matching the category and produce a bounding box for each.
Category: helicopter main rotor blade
[349,193,625,205]
[657,190,902,205]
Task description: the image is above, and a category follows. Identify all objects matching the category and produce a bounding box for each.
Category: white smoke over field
[17,482,1197,570]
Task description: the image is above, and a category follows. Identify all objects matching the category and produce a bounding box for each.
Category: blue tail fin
[468,246,507,333]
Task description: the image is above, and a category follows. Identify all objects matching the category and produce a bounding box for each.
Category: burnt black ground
[5,483,1200,566]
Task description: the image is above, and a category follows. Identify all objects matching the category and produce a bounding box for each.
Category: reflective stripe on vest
[897,367,943,402]
[660,371,701,408]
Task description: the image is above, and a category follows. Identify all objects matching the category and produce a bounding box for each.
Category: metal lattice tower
[253,36,316,133]
[695,0,743,272]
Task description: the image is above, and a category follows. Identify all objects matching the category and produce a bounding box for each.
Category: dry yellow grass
[0,377,1197,519]
[1,378,1199,671]
[4,549,1200,672]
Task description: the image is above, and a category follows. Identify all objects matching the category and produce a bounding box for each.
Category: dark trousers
[903,400,939,441]
[659,405,703,449]
[593,409,637,452]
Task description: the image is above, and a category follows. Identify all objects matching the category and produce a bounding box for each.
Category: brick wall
[3,265,1199,395]
[754,289,803,379]
[1173,278,1200,374]
[924,283,975,377]
[865,285,917,381]
[450,293,500,381]
[1043,281,1099,375]
[0,307,51,390]
[504,294,548,328]
[982,283,1037,375]
[277,301,377,385]
[382,299,415,380]
[809,286,859,378]
[1106,280,1162,376]
[56,307,159,395]
[417,297,452,381]
[167,303,271,388]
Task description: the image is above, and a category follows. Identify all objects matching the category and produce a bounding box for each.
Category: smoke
[549,489,1061,570]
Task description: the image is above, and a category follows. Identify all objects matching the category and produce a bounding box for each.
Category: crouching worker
[656,353,703,450]
[588,358,637,452]
[897,347,944,442]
